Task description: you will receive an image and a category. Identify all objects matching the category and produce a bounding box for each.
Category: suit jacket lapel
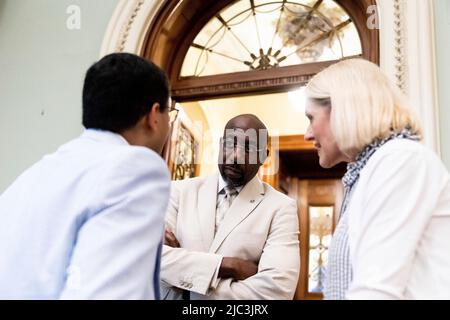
[197,173,219,251]
[209,176,265,253]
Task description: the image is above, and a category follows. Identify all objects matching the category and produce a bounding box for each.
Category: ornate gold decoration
[172,125,198,181]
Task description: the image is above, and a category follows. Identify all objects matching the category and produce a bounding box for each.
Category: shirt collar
[81,129,130,146]
[218,172,244,194]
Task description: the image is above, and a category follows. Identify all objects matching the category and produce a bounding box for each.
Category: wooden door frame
[295,179,343,299]
[276,135,344,299]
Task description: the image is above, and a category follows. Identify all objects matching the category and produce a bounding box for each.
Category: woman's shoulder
[377,139,436,161]
[370,139,448,177]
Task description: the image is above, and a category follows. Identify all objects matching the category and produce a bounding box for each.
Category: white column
[378,0,440,153]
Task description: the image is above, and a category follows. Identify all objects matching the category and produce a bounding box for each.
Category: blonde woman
[304,58,450,299]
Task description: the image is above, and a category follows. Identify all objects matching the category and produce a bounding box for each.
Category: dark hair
[82,53,170,133]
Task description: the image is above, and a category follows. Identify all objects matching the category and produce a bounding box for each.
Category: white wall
[435,0,450,169]
[0,0,118,192]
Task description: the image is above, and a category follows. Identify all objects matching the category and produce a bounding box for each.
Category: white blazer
[346,139,450,299]
[0,129,170,299]
[161,173,300,300]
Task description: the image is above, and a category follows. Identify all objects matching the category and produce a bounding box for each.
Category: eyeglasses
[168,105,179,125]
[220,137,265,153]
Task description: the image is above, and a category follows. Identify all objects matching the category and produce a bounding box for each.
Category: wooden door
[288,178,343,300]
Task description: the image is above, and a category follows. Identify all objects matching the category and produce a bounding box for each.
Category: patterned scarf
[342,129,421,190]
[324,129,420,300]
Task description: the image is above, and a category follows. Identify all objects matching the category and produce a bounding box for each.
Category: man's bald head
[224,114,267,133]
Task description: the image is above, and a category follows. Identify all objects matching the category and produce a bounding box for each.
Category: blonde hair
[305,59,422,156]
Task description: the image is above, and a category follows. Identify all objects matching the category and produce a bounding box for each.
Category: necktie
[215,185,238,233]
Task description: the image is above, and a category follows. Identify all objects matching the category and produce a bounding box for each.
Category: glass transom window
[181,0,362,77]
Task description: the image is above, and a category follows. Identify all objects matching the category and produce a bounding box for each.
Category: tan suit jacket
[161,173,300,299]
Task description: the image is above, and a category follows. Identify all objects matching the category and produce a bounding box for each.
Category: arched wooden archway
[141,0,379,102]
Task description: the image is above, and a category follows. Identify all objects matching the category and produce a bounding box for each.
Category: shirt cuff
[209,256,223,291]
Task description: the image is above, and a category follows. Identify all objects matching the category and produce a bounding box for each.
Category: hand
[164,229,180,248]
[219,257,258,281]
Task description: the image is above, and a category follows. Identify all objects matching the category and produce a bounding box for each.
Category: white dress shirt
[0,129,171,299]
[346,139,450,299]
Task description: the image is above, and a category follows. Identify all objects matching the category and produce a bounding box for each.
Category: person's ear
[146,102,161,131]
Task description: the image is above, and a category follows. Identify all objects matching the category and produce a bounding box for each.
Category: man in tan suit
[161,114,300,299]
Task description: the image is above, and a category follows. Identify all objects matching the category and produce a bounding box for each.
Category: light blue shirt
[0,129,170,299]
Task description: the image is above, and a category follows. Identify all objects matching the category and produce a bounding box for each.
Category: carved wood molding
[171,59,342,101]
[172,74,313,101]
